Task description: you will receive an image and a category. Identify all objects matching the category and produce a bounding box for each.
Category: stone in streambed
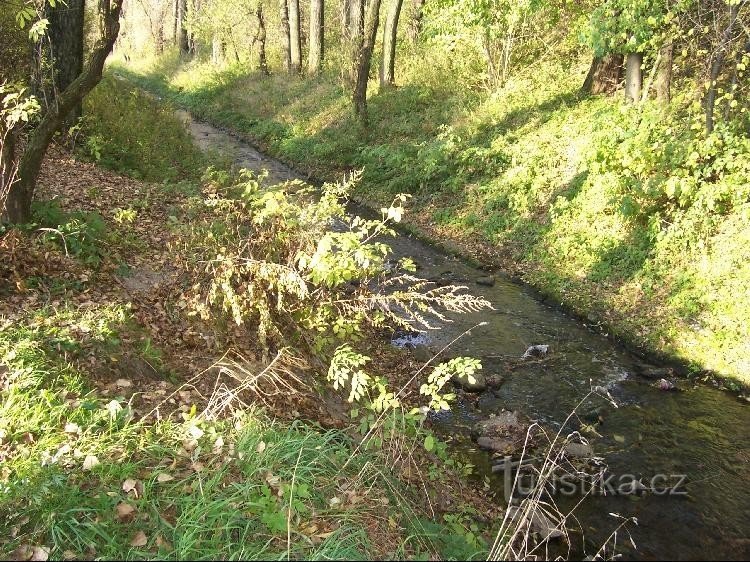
[452,370,487,392]
[564,442,594,459]
[477,436,514,453]
[632,361,672,379]
[486,374,505,388]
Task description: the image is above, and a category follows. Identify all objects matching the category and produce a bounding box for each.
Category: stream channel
[176,109,750,560]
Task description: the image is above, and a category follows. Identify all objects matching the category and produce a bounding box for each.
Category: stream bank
[175,108,750,561]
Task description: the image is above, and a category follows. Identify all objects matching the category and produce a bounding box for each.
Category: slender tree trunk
[189,0,200,55]
[706,3,740,134]
[655,43,673,103]
[4,0,123,224]
[178,0,190,55]
[407,0,424,43]
[581,54,623,95]
[624,52,642,102]
[288,0,302,73]
[281,0,292,72]
[308,0,324,74]
[45,0,86,124]
[211,35,224,64]
[348,0,364,86]
[353,0,382,124]
[255,3,270,75]
[173,0,178,42]
[379,0,403,89]
[342,0,351,37]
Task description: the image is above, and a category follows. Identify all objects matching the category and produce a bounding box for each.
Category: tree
[705,1,741,133]
[347,0,364,85]
[281,0,292,72]
[308,0,324,74]
[624,51,642,101]
[380,0,404,88]
[352,0,383,123]
[2,0,124,223]
[44,0,86,122]
[654,42,672,102]
[253,3,270,74]
[288,0,302,73]
[581,54,624,94]
[178,0,190,55]
[407,0,424,43]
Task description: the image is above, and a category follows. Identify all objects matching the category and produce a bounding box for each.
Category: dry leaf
[115,502,136,522]
[115,379,132,388]
[130,530,148,547]
[156,472,174,483]
[122,478,143,497]
[11,545,32,561]
[122,478,138,493]
[82,455,100,470]
[63,422,80,435]
[256,441,266,454]
[155,534,173,551]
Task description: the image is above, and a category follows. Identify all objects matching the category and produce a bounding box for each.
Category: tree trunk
[173,0,178,42]
[407,0,424,43]
[210,36,226,65]
[347,0,364,86]
[281,0,292,72]
[4,0,123,224]
[308,0,324,75]
[655,43,673,103]
[353,0,382,124]
[288,0,302,74]
[581,54,623,95]
[624,52,642,102]
[178,0,190,55]
[255,3,270,75]
[706,3,740,134]
[342,0,351,38]
[379,0,404,89]
[189,0,200,55]
[45,0,86,124]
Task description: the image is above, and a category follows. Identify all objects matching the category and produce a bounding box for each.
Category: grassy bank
[115,51,750,389]
[0,78,496,560]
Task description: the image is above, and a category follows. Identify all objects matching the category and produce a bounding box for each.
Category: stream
[177,110,750,560]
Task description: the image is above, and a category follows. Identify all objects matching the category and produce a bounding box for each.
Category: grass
[0,302,487,560]
[113,49,750,388]
[1,76,497,560]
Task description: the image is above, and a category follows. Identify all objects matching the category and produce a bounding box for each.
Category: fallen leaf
[122,478,138,494]
[30,546,50,561]
[82,455,100,470]
[256,441,266,454]
[64,422,81,435]
[156,472,174,483]
[122,478,143,497]
[155,534,173,551]
[130,530,148,547]
[11,545,32,561]
[115,378,132,388]
[115,502,136,522]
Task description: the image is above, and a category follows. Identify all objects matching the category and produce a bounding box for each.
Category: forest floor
[0,145,500,560]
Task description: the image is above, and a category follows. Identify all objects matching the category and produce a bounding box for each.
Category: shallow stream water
[177,110,750,560]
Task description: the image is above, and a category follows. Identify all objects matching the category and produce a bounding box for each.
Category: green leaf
[424,434,435,452]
